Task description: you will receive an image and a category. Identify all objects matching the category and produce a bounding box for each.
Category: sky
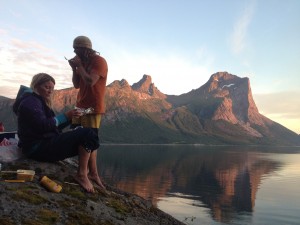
[0,0,299,134]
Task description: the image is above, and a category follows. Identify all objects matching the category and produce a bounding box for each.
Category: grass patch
[107,198,130,215]
[66,212,95,225]
[0,216,15,225]
[22,209,60,225]
[21,219,41,225]
[37,209,59,224]
[63,185,86,199]
[57,197,81,208]
[11,188,47,205]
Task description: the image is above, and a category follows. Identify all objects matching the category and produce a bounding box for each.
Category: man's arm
[72,71,80,88]
[69,56,81,88]
[76,66,100,86]
[69,56,100,87]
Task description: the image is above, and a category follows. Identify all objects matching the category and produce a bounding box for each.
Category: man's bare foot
[88,173,106,190]
[74,175,95,193]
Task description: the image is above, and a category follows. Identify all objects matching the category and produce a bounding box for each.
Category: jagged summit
[132,74,157,96]
[172,72,260,124]
[202,72,245,93]
[210,71,238,81]
[131,74,165,98]
[200,72,262,125]
[132,75,152,92]
[107,75,166,99]
[108,79,131,89]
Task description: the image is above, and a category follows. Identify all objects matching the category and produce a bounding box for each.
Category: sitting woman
[13,73,105,193]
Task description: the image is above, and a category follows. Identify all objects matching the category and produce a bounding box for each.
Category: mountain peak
[204,72,241,92]
[132,75,165,98]
[210,71,237,81]
[108,79,130,88]
[202,72,263,125]
[132,75,152,92]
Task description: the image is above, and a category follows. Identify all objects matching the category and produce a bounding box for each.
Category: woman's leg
[74,146,95,193]
[29,128,98,162]
[88,150,106,189]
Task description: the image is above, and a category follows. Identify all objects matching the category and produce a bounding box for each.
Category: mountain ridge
[0,71,299,145]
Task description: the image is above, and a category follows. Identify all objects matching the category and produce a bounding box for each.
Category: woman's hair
[30,73,55,108]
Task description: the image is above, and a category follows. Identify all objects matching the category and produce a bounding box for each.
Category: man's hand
[68,56,82,70]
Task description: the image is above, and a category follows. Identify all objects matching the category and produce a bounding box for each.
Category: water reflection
[98,145,285,223]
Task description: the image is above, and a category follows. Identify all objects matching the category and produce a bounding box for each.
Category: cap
[73,36,92,49]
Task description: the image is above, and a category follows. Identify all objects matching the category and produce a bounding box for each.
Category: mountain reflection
[98,145,281,223]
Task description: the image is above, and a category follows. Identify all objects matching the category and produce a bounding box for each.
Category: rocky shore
[0,158,185,225]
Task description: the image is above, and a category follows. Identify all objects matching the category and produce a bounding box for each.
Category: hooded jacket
[13,86,68,154]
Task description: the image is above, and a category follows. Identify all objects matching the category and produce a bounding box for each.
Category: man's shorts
[72,114,102,129]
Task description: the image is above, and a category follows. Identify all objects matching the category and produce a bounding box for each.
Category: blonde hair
[30,73,55,108]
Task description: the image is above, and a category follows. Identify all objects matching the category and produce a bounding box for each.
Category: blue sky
[0,0,299,134]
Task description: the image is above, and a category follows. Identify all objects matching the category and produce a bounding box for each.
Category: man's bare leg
[74,146,95,193]
[88,150,106,189]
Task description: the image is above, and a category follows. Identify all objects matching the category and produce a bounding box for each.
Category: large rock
[0,158,184,225]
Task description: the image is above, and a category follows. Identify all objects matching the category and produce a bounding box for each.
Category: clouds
[0,29,7,35]
[0,35,72,98]
[254,92,300,134]
[0,32,214,99]
[107,47,214,95]
[230,1,255,55]
[255,92,300,118]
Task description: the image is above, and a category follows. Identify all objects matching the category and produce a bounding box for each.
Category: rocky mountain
[1,72,299,145]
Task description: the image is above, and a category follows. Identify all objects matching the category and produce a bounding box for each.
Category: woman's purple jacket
[13,87,68,150]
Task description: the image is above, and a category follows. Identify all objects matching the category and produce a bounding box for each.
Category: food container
[40,176,62,193]
[16,170,35,181]
[1,169,35,181]
[75,107,94,116]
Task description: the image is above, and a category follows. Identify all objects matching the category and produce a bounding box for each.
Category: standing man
[68,36,108,189]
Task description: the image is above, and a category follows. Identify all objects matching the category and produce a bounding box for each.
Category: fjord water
[98,145,300,225]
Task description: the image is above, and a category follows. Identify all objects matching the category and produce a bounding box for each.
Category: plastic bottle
[40,176,62,193]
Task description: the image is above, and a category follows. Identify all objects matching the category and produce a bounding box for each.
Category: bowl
[16,170,35,181]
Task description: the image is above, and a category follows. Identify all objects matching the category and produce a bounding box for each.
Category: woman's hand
[65,109,81,120]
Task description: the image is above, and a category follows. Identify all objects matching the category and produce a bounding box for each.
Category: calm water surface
[97,145,300,225]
